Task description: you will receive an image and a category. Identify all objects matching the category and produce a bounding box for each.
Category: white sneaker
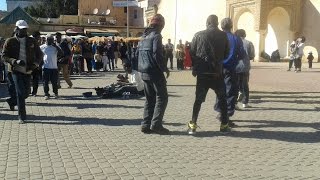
[44,96,49,100]
[242,104,251,108]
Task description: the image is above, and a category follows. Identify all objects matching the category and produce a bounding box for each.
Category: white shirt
[40,44,58,69]
[128,70,144,91]
[297,43,305,58]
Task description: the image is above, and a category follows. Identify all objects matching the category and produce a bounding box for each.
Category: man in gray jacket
[137,14,170,135]
[235,29,255,108]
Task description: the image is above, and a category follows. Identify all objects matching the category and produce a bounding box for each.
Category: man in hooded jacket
[137,14,170,135]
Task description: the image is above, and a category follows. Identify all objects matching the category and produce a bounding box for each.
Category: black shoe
[151,126,170,135]
[6,99,15,111]
[141,127,152,134]
[18,117,26,124]
[228,120,236,128]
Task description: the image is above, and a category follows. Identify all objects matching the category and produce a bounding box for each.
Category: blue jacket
[223,32,245,71]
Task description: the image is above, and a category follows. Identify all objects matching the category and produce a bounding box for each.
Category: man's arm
[248,41,255,60]
[2,39,18,65]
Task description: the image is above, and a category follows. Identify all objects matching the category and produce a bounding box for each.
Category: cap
[15,20,29,29]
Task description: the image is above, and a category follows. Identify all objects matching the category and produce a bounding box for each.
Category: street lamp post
[127,0,129,38]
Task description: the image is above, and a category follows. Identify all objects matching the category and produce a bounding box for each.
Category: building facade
[6,0,40,12]
[145,0,320,61]
[78,0,144,28]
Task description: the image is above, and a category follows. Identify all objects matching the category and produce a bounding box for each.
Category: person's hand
[192,70,197,77]
[166,69,170,79]
[14,60,25,66]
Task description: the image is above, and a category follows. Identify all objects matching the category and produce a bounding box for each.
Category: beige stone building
[78,0,144,28]
[145,0,320,61]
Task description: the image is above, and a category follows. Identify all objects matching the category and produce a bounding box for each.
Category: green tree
[25,0,78,18]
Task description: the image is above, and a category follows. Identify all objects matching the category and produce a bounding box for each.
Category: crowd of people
[0,14,309,135]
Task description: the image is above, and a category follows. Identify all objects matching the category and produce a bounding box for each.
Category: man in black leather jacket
[187,15,231,135]
[137,14,170,135]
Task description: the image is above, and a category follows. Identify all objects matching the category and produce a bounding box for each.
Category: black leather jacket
[191,26,229,76]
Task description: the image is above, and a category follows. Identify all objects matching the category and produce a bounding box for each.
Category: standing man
[137,14,170,135]
[176,39,185,70]
[294,36,305,72]
[235,29,254,108]
[40,35,63,100]
[56,32,73,89]
[2,20,42,123]
[30,31,42,96]
[165,38,174,70]
[187,15,230,135]
[214,18,245,126]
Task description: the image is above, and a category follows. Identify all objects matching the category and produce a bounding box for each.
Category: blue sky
[0,0,7,11]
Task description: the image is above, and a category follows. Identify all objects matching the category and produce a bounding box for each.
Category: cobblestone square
[1,62,320,179]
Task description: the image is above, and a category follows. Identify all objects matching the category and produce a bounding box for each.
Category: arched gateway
[227,0,302,61]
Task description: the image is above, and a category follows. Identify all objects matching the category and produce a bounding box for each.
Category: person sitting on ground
[95,63,144,98]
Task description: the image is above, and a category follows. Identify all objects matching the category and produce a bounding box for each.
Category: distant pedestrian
[184,41,192,69]
[102,51,109,71]
[165,38,174,70]
[287,40,297,71]
[307,52,314,69]
[30,31,42,96]
[56,32,73,89]
[294,36,305,72]
[187,14,230,135]
[137,14,170,135]
[40,35,63,100]
[94,51,103,71]
[176,39,185,70]
[2,20,43,123]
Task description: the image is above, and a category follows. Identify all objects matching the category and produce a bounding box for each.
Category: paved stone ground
[0,62,320,179]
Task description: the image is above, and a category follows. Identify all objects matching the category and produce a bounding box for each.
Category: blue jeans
[215,68,238,117]
[142,77,168,129]
[12,72,31,120]
[43,68,59,96]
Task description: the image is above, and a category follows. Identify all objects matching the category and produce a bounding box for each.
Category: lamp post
[127,0,129,38]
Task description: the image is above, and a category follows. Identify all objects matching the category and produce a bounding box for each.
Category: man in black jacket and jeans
[187,15,230,135]
[137,14,170,135]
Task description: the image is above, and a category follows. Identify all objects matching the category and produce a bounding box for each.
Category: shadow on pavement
[0,113,141,126]
[32,102,144,109]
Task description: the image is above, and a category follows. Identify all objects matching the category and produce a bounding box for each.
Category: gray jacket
[236,38,254,73]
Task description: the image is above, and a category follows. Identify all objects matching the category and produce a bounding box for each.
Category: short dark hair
[32,31,41,38]
[206,15,218,27]
[235,29,246,38]
[55,32,62,37]
[301,36,306,43]
[221,18,233,31]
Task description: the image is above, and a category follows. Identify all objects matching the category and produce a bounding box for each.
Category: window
[134,9,138,19]
[124,7,127,13]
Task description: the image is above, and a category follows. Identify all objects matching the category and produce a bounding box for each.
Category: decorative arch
[233,8,254,31]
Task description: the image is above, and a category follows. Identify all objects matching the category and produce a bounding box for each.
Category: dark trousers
[294,57,302,70]
[214,68,238,117]
[112,86,143,97]
[288,60,294,69]
[166,53,173,69]
[85,58,92,72]
[142,78,168,129]
[43,68,58,96]
[6,70,17,106]
[308,60,312,68]
[192,75,228,125]
[12,72,31,120]
[237,72,250,104]
[109,58,115,70]
[31,68,41,95]
[177,58,184,70]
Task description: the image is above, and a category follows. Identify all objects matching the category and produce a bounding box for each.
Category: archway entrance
[236,11,255,45]
[265,7,291,58]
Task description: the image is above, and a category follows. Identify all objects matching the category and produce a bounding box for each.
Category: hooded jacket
[137,27,167,80]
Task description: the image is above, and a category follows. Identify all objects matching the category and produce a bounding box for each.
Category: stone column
[255,29,267,62]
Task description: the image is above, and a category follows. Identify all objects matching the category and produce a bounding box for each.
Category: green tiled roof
[0,6,39,24]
